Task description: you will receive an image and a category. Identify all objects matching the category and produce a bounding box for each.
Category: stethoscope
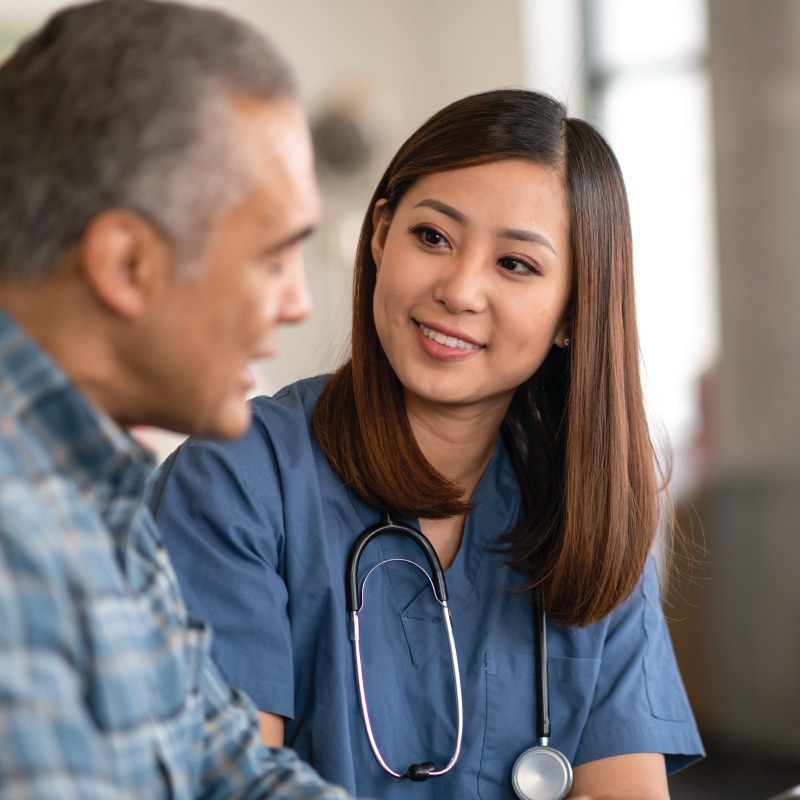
[346,512,573,800]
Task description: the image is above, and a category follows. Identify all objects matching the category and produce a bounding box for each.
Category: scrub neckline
[345,434,520,606]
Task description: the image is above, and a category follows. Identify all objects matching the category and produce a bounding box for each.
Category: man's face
[145,97,320,438]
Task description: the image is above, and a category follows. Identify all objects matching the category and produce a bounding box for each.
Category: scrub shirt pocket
[479,651,601,799]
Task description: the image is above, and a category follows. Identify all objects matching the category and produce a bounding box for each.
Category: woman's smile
[414,320,483,361]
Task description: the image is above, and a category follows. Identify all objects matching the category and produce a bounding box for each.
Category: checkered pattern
[0,308,355,799]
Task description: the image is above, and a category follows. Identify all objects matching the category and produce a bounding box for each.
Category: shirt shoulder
[573,557,704,772]
[249,374,329,438]
[150,374,329,512]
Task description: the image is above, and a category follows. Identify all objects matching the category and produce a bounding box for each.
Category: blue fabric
[151,375,704,800]
[0,309,355,800]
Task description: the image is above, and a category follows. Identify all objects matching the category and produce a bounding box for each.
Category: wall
[0,0,544,456]
[185,0,536,395]
[0,0,540,396]
[673,0,800,762]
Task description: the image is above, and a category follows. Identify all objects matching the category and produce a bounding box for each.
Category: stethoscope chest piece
[511,743,572,800]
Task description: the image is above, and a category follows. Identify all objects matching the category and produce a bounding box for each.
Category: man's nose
[279,254,313,324]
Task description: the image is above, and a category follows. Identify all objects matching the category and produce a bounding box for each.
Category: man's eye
[255,255,282,274]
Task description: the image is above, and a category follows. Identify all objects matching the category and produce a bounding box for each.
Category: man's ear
[370,199,390,272]
[78,210,172,319]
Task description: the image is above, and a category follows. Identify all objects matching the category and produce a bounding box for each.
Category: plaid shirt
[0,308,357,800]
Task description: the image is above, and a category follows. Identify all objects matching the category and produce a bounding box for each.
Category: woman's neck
[405,392,510,502]
[404,394,510,569]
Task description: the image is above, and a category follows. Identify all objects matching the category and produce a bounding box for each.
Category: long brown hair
[313,89,659,626]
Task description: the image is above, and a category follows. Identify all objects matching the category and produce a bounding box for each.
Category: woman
[149,89,703,799]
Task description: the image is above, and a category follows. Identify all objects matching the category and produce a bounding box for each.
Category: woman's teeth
[418,323,480,350]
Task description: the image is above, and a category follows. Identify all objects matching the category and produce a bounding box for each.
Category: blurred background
[1,1,799,797]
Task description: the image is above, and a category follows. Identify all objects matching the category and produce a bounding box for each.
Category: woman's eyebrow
[499,227,557,255]
[413,198,557,255]
[413,198,467,224]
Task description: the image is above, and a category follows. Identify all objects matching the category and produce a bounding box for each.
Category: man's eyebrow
[413,198,467,225]
[262,223,317,253]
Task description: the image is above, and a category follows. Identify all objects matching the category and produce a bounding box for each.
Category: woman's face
[371,158,572,417]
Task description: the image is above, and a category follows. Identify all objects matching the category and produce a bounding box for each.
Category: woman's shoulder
[240,375,333,476]
[150,375,334,523]
[589,554,668,651]
[156,375,331,488]
[248,374,329,430]
[549,556,664,650]
[239,375,330,438]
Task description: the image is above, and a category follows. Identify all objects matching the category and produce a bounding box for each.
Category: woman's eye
[409,225,449,248]
[499,256,539,275]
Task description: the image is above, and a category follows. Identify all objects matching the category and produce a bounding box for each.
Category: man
[0,1,355,797]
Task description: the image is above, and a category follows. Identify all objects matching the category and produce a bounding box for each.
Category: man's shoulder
[0,401,115,589]
[0,405,56,497]
[0,322,76,485]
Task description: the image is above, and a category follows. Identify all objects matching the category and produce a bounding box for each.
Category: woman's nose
[432,250,489,315]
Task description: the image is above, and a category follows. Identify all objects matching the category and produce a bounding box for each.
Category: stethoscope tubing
[346,512,571,797]
[535,588,550,741]
[511,589,572,800]
[346,514,463,780]
[346,516,448,611]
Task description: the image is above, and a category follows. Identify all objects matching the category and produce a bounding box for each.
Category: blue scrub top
[149,376,703,799]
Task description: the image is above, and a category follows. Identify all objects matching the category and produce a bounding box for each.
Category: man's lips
[240,363,258,390]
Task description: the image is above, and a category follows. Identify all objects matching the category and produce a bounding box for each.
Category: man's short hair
[0,0,297,280]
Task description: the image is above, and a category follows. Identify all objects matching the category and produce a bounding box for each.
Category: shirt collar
[0,306,155,505]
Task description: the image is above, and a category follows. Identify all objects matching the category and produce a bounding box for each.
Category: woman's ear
[370,199,390,271]
[553,309,573,349]
[78,210,171,319]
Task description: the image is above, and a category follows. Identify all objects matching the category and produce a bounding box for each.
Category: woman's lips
[417,322,481,350]
[414,321,484,361]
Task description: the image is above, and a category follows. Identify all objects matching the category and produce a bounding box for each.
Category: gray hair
[0,0,297,280]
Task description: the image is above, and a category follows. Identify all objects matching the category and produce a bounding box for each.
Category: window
[526,0,719,495]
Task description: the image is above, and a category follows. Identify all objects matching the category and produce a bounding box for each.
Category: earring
[563,337,570,348]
